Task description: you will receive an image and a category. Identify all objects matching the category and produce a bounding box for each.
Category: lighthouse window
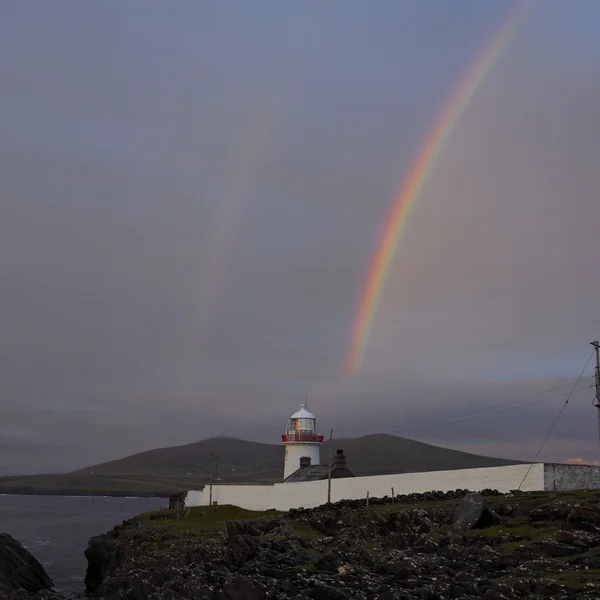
[296,418,314,432]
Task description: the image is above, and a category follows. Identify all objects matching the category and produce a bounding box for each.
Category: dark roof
[284,465,355,483]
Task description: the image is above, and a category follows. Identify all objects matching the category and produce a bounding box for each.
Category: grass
[135,504,281,533]
[290,525,323,540]
[554,569,600,589]
[464,522,550,539]
[293,563,317,572]
[500,569,600,591]
[132,505,331,570]
[291,548,322,571]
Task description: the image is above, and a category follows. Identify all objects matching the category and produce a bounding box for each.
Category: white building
[281,404,324,480]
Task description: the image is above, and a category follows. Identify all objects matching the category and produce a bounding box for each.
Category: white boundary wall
[185,463,544,511]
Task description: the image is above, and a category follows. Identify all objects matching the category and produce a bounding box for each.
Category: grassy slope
[137,504,282,531]
[0,433,524,497]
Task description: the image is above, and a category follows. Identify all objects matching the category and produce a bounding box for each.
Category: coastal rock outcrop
[85,527,130,593]
[84,489,600,599]
[0,532,61,598]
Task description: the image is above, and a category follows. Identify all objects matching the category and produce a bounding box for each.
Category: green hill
[0,434,524,497]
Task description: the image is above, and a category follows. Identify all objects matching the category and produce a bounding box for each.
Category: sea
[0,494,164,597]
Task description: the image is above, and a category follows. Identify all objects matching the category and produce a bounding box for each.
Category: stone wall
[168,491,188,510]
[185,463,545,511]
[544,463,600,491]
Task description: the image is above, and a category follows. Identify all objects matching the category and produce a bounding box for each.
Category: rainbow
[346,0,537,375]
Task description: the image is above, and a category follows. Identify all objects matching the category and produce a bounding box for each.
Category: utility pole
[327,428,333,504]
[213,454,219,510]
[208,452,215,507]
[592,341,600,445]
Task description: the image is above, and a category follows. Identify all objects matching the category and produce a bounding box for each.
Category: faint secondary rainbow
[196,30,306,339]
[346,0,537,375]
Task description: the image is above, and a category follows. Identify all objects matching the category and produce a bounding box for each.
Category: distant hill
[0,434,524,497]
[73,436,283,482]
[73,434,524,481]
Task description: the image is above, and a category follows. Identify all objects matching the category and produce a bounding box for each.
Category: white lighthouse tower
[281,403,324,480]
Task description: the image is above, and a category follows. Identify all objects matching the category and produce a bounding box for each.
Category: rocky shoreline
[4,488,600,599]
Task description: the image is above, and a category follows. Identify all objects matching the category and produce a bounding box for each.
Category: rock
[227,533,260,565]
[0,533,55,597]
[219,574,264,600]
[452,492,501,531]
[530,503,570,522]
[84,533,123,593]
[80,489,600,599]
[6,591,65,600]
[566,505,600,528]
[524,540,580,557]
[556,528,600,548]
[312,582,352,599]
[226,520,261,537]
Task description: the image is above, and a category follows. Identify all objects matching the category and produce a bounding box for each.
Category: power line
[517,350,596,490]
[383,382,594,437]
[356,376,594,438]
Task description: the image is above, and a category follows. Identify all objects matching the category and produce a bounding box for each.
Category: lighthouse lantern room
[282,403,324,480]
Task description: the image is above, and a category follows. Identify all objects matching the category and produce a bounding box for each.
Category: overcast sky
[1,1,600,475]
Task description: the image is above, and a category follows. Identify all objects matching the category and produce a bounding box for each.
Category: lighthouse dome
[290,405,315,420]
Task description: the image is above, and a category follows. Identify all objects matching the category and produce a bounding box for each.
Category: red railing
[281,433,324,443]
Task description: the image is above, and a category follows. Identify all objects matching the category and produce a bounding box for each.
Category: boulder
[452,492,501,531]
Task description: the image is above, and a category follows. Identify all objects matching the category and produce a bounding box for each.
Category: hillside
[0,434,524,497]
[74,433,523,480]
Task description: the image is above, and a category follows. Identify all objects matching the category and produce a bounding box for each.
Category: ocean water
[0,494,164,597]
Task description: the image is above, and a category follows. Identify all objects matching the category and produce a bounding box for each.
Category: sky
[1,1,600,474]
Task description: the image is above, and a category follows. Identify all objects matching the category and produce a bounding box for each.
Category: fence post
[366,491,370,508]
[391,487,394,503]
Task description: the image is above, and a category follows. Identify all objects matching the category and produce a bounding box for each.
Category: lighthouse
[281,403,324,480]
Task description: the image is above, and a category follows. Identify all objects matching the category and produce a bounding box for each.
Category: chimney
[333,449,346,469]
[299,456,311,469]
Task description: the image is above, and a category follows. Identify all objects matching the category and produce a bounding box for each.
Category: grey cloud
[1,1,600,473]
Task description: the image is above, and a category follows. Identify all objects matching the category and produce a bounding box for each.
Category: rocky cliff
[83,488,600,599]
[0,533,64,599]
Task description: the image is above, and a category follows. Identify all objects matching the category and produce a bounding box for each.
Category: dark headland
[0,434,524,497]
[4,488,600,598]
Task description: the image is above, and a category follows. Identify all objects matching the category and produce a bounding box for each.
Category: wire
[357,376,594,438]
[517,349,596,491]
[388,383,594,436]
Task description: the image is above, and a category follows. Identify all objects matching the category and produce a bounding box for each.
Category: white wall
[185,463,544,511]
